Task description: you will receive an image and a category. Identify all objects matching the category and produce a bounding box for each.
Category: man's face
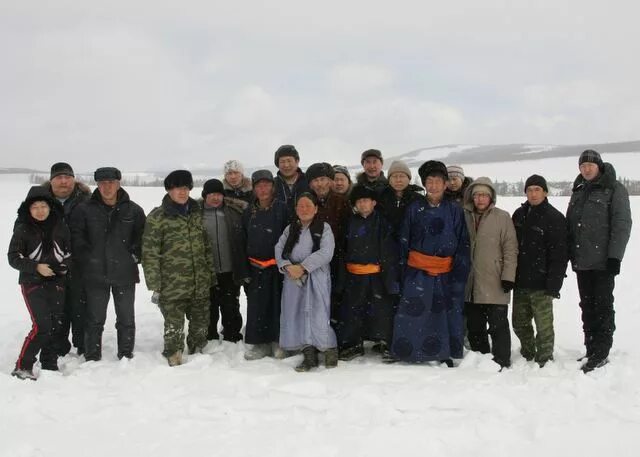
[448,176,463,191]
[310,176,333,198]
[225,170,243,187]
[333,173,350,194]
[526,186,547,206]
[168,186,190,204]
[355,198,376,217]
[580,162,600,181]
[389,172,410,193]
[278,156,299,179]
[254,180,274,202]
[97,180,120,203]
[425,175,446,204]
[50,174,75,199]
[205,192,224,208]
[473,192,492,212]
[29,201,50,221]
[363,157,383,179]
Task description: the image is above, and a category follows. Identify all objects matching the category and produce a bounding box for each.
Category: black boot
[324,348,338,368]
[295,346,319,372]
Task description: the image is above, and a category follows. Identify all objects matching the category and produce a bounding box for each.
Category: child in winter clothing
[8,186,72,380]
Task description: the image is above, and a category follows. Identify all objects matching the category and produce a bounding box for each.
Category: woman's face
[296,196,318,224]
[29,201,50,221]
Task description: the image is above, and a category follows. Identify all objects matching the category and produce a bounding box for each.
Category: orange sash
[346,263,382,275]
[248,257,277,268]
[407,250,453,276]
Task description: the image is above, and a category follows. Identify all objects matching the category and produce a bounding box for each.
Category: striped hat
[447,165,465,180]
[579,150,603,169]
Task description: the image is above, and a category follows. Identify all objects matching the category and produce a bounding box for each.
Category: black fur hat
[418,160,448,183]
[349,184,378,206]
[274,145,300,167]
[306,162,335,182]
[164,170,193,190]
[94,167,122,182]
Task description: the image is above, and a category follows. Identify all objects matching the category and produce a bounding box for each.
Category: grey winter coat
[463,177,518,305]
[275,222,337,351]
[566,162,632,271]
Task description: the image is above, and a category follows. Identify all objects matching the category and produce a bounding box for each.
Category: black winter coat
[242,199,289,261]
[274,169,310,218]
[70,188,146,286]
[444,177,473,206]
[8,194,71,285]
[566,162,632,271]
[356,172,388,196]
[376,184,424,237]
[512,198,568,296]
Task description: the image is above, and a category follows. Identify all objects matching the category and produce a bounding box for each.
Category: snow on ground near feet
[1,176,639,457]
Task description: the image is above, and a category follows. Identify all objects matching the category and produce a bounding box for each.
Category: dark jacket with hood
[444,176,473,206]
[8,186,72,285]
[274,168,310,217]
[566,162,632,271]
[356,171,388,196]
[512,198,568,296]
[377,184,424,237]
[70,188,146,286]
[223,176,254,205]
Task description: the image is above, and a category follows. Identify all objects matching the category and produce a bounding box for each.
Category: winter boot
[244,343,272,361]
[295,346,319,372]
[272,342,288,360]
[11,368,37,381]
[338,344,365,361]
[40,361,59,371]
[581,357,609,373]
[324,348,338,368]
[167,351,183,367]
[187,343,206,355]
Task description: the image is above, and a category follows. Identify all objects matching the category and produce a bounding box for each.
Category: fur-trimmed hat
[387,160,411,179]
[579,149,603,170]
[274,145,300,167]
[202,179,225,198]
[418,160,448,183]
[50,162,75,179]
[164,170,193,190]
[224,160,244,176]
[251,169,274,186]
[360,149,383,165]
[306,162,335,183]
[349,184,378,206]
[94,167,122,182]
[524,174,548,193]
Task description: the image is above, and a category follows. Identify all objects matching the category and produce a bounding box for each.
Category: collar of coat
[161,194,198,217]
[89,187,130,206]
[223,176,252,194]
[41,180,92,200]
[356,171,387,186]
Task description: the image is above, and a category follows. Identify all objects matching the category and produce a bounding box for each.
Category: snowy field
[1,173,639,457]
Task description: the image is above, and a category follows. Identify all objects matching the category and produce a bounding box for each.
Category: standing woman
[275,193,337,372]
[8,186,72,380]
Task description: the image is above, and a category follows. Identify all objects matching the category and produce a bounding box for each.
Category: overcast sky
[2,1,639,172]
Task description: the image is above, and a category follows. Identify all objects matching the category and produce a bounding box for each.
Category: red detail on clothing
[16,284,40,370]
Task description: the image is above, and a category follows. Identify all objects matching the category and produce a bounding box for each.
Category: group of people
[8,146,632,379]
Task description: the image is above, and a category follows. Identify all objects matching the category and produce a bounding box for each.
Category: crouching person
[142,170,216,366]
[275,193,337,371]
[9,186,72,380]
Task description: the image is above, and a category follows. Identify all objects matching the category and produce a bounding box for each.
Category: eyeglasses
[472,193,491,199]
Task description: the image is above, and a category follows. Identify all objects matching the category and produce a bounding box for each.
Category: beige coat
[463,177,518,305]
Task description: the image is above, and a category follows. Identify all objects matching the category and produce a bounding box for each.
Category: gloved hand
[51,263,68,276]
[545,290,561,299]
[501,280,515,293]
[151,291,160,305]
[607,258,621,276]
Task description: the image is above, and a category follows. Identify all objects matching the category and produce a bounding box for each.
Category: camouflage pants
[512,289,554,363]
[159,296,210,357]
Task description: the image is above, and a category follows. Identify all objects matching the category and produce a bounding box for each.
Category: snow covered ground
[1,174,639,457]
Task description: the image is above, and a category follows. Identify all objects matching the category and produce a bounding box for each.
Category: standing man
[43,162,91,356]
[142,170,215,366]
[273,145,310,216]
[201,178,249,343]
[222,160,253,205]
[463,177,518,370]
[71,167,146,361]
[356,149,388,195]
[566,150,632,373]
[512,175,568,367]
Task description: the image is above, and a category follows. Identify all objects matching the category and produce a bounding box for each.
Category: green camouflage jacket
[142,194,216,301]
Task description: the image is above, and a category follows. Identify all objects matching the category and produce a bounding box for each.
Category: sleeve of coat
[380,215,400,295]
[141,210,162,292]
[301,223,335,273]
[545,210,568,295]
[275,225,293,272]
[7,226,38,274]
[608,183,632,262]
[69,202,90,266]
[452,205,471,286]
[500,212,518,282]
[131,204,146,263]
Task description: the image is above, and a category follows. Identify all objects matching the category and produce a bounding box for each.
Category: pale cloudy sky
[2,1,639,172]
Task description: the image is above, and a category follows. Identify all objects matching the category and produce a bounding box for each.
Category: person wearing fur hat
[142,170,216,366]
[356,149,388,195]
[200,178,249,344]
[332,165,352,196]
[377,160,424,238]
[511,174,568,367]
[463,177,518,370]
[444,165,473,206]
[390,161,470,365]
[222,160,253,204]
[70,167,146,361]
[41,162,91,356]
[566,150,632,373]
[273,145,310,218]
[337,184,399,361]
[242,170,290,361]
[9,186,72,380]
